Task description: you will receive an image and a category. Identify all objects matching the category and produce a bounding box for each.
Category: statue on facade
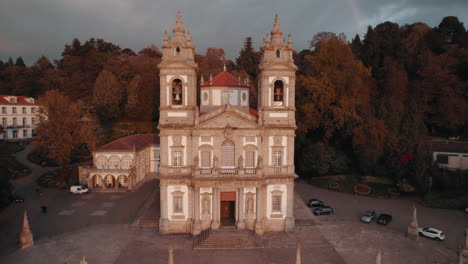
[193,155,199,170]
[213,155,218,169]
[246,194,254,214]
[202,196,210,214]
[257,155,263,169]
[238,155,244,169]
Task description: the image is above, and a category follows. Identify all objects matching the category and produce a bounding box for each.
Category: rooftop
[96,134,159,152]
[201,71,249,88]
[0,95,37,105]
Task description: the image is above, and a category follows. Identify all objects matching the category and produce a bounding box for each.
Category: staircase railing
[192,229,211,249]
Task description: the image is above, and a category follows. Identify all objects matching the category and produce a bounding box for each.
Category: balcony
[194,168,259,178]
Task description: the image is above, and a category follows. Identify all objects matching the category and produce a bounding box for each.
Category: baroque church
[157,12,298,235]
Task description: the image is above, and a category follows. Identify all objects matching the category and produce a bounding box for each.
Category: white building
[0,95,39,140]
[428,139,468,170]
[78,134,160,191]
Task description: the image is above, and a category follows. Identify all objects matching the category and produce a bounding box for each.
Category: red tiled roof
[249,107,258,117]
[97,134,160,152]
[201,71,249,88]
[0,95,37,105]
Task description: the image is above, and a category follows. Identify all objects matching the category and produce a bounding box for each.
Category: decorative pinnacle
[172,10,186,36]
[272,14,282,37]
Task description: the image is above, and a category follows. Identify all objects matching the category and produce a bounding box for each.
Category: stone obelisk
[296,240,302,264]
[407,204,419,239]
[376,250,382,264]
[20,210,34,249]
[460,229,468,264]
[168,247,174,264]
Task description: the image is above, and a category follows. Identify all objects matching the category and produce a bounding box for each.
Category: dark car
[376,214,392,225]
[12,194,24,203]
[307,199,324,208]
[314,206,334,216]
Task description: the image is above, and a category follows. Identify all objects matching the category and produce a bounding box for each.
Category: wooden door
[221,201,230,219]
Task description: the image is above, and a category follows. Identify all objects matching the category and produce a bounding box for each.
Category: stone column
[255,185,264,235]
[159,183,169,234]
[285,182,295,232]
[237,187,245,230]
[114,176,119,190]
[211,187,220,230]
[407,204,419,239]
[192,186,202,235]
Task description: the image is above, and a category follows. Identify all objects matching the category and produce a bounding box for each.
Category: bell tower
[158,11,198,127]
[258,15,297,127]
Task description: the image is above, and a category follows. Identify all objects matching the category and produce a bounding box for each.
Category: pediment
[196,107,259,129]
[262,62,297,71]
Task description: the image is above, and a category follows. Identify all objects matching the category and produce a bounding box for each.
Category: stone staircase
[193,229,263,250]
[295,219,316,226]
[129,220,159,229]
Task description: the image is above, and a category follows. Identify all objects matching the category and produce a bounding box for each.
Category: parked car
[418,227,445,241]
[307,199,324,208]
[376,214,392,225]
[12,194,24,203]
[70,185,89,195]
[361,210,376,223]
[314,206,334,216]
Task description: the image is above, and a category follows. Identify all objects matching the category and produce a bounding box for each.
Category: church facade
[158,12,298,235]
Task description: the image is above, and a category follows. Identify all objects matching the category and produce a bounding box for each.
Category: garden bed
[0,142,24,155]
[0,156,31,179]
[308,175,395,198]
[37,166,79,188]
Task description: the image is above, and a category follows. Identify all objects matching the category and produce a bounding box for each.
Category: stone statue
[20,210,34,249]
[238,155,244,169]
[202,196,210,214]
[213,155,218,169]
[257,155,263,169]
[407,203,419,239]
[195,106,199,125]
[193,155,199,170]
[246,195,254,214]
[80,256,88,264]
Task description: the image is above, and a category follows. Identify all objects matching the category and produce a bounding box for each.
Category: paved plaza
[0,145,464,263]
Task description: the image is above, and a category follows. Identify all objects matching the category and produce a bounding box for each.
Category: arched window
[176,47,181,56]
[273,80,284,104]
[276,49,281,58]
[172,79,183,105]
[121,155,133,169]
[96,155,108,169]
[109,155,120,169]
[221,140,235,168]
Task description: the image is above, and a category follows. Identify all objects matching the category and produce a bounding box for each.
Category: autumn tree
[92,69,124,121]
[36,90,97,169]
[297,36,371,138]
[125,75,141,120]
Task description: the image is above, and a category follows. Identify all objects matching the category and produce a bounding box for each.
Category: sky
[1,0,467,65]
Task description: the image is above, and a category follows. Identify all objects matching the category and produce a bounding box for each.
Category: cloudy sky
[1,0,467,65]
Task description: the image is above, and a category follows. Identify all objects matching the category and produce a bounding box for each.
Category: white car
[70,185,89,195]
[418,227,445,241]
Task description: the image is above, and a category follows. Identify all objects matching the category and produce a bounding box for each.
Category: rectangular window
[22,107,26,114]
[436,154,449,164]
[32,118,37,125]
[1,107,6,114]
[173,150,182,167]
[12,131,18,139]
[245,151,255,168]
[201,151,211,168]
[2,118,6,126]
[273,150,282,167]
[23,130,27,137]
[272,195,282,212]
[12,107,16,114]
[13,118,17,126]
[22,118,26,126]
[173,196,183,213]
[31,107,36,114]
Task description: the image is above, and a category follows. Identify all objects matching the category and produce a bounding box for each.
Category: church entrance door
[220,192,236,226]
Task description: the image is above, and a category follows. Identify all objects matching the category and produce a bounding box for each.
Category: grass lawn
[307,174,398,198]
[37,166,79,189]
[0,142,24,155]
[422,190,468,210]
[0,156,31,179]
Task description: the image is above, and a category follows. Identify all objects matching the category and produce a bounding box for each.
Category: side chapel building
[158,12,298,235]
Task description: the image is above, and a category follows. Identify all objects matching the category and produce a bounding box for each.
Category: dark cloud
[1,0,467,64]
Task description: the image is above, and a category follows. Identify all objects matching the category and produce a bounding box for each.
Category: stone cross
[20,210,34,249]
[295,240,302,264]
[168,247,174,264]
[407,204,419,239]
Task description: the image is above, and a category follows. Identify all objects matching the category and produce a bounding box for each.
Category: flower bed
[354,184,371,195]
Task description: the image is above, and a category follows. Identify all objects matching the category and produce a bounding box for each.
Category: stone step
[295,219,316,226]
[194,229,263,250]
[129,220,159,229]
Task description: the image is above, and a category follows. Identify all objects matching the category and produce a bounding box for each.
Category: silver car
[361,210,376,223]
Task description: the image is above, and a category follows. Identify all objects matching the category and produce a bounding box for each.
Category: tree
[438,16,466,45]
[92,69,124,121]
[36,90,97,167]
[236,37,262,79]
[15,57,25,67]
[297,36,372,138]
[125,75,141,120]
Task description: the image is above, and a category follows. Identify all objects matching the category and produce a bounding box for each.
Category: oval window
[242,93,247,101]
[203,92,208,101]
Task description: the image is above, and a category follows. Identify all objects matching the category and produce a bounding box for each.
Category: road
[295,179,468,253]
[0,143,158,257]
